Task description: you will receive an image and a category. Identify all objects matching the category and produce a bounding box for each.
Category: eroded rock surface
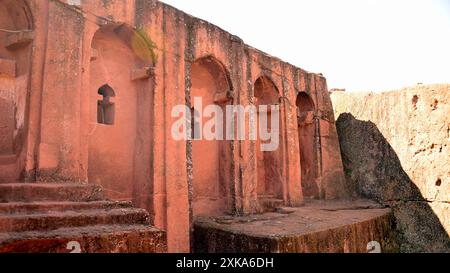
[194,199,398,253]
[331,84,450,252]
[0,183,167,253]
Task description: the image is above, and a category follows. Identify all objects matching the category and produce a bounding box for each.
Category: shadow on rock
[336,113,449,253]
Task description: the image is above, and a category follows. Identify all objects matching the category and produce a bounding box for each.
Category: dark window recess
[191,107,201,140]
[97,84,115,125]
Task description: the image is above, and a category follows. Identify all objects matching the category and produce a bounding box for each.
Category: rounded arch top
[91,23,157,65]
[98,84,116,98]
[190,55,233,104]
[253,75,280,105]
[0,0,33,30]
[191,56,233,90]
[296,92,315,112]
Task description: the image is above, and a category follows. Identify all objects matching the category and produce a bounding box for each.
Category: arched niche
[296,92,315,112]
[253,76,284,205]
[0,0,33,182]
[88,24,154,214]
[296,91,318,199]
[189,56,233,217]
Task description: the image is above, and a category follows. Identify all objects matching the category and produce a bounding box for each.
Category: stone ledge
[131,67,154,81]
[5,31,34,50]
[194,199,399,253]
[0,224,166,253]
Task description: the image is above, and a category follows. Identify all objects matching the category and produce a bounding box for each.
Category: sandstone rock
[388,201,449,252]
[331,84,450,252]
[194,199,399,253]
[0,183,167,253]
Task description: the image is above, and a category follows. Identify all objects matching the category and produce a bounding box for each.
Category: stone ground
[194,199,399,253]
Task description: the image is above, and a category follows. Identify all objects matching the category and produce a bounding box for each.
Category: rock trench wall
[331,84,450,252]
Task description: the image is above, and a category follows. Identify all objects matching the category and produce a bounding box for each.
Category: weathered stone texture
[1,0,348,252]
[194,199,399,253]
[0,183,167,253]
[331,84,450,252]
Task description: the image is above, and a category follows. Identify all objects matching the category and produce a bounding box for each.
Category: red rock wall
[0,0,34,182]
[331,84,450,252]
[0,0,347,252]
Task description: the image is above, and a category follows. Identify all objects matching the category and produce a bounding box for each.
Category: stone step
[0,224,166,253]
[0,208,150,232]
[0,183,105,202]
[0,200,133,214]
[0,154,16,165]
[259,197,284,213]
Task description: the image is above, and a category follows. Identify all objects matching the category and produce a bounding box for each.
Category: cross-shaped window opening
[97,84,115,125]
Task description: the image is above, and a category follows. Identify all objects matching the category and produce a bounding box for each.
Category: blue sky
[161,0,450,92]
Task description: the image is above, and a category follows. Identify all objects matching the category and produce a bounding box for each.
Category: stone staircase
[258,195,284,213]
[0,182,166,253]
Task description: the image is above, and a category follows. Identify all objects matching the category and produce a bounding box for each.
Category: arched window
[97,84,115,125]
[191,107,202,140]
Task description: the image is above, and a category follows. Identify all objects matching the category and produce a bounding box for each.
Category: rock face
[331,84,450,252]
[194,199,398,253]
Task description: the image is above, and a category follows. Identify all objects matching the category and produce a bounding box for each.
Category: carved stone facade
[0,0,347,252]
